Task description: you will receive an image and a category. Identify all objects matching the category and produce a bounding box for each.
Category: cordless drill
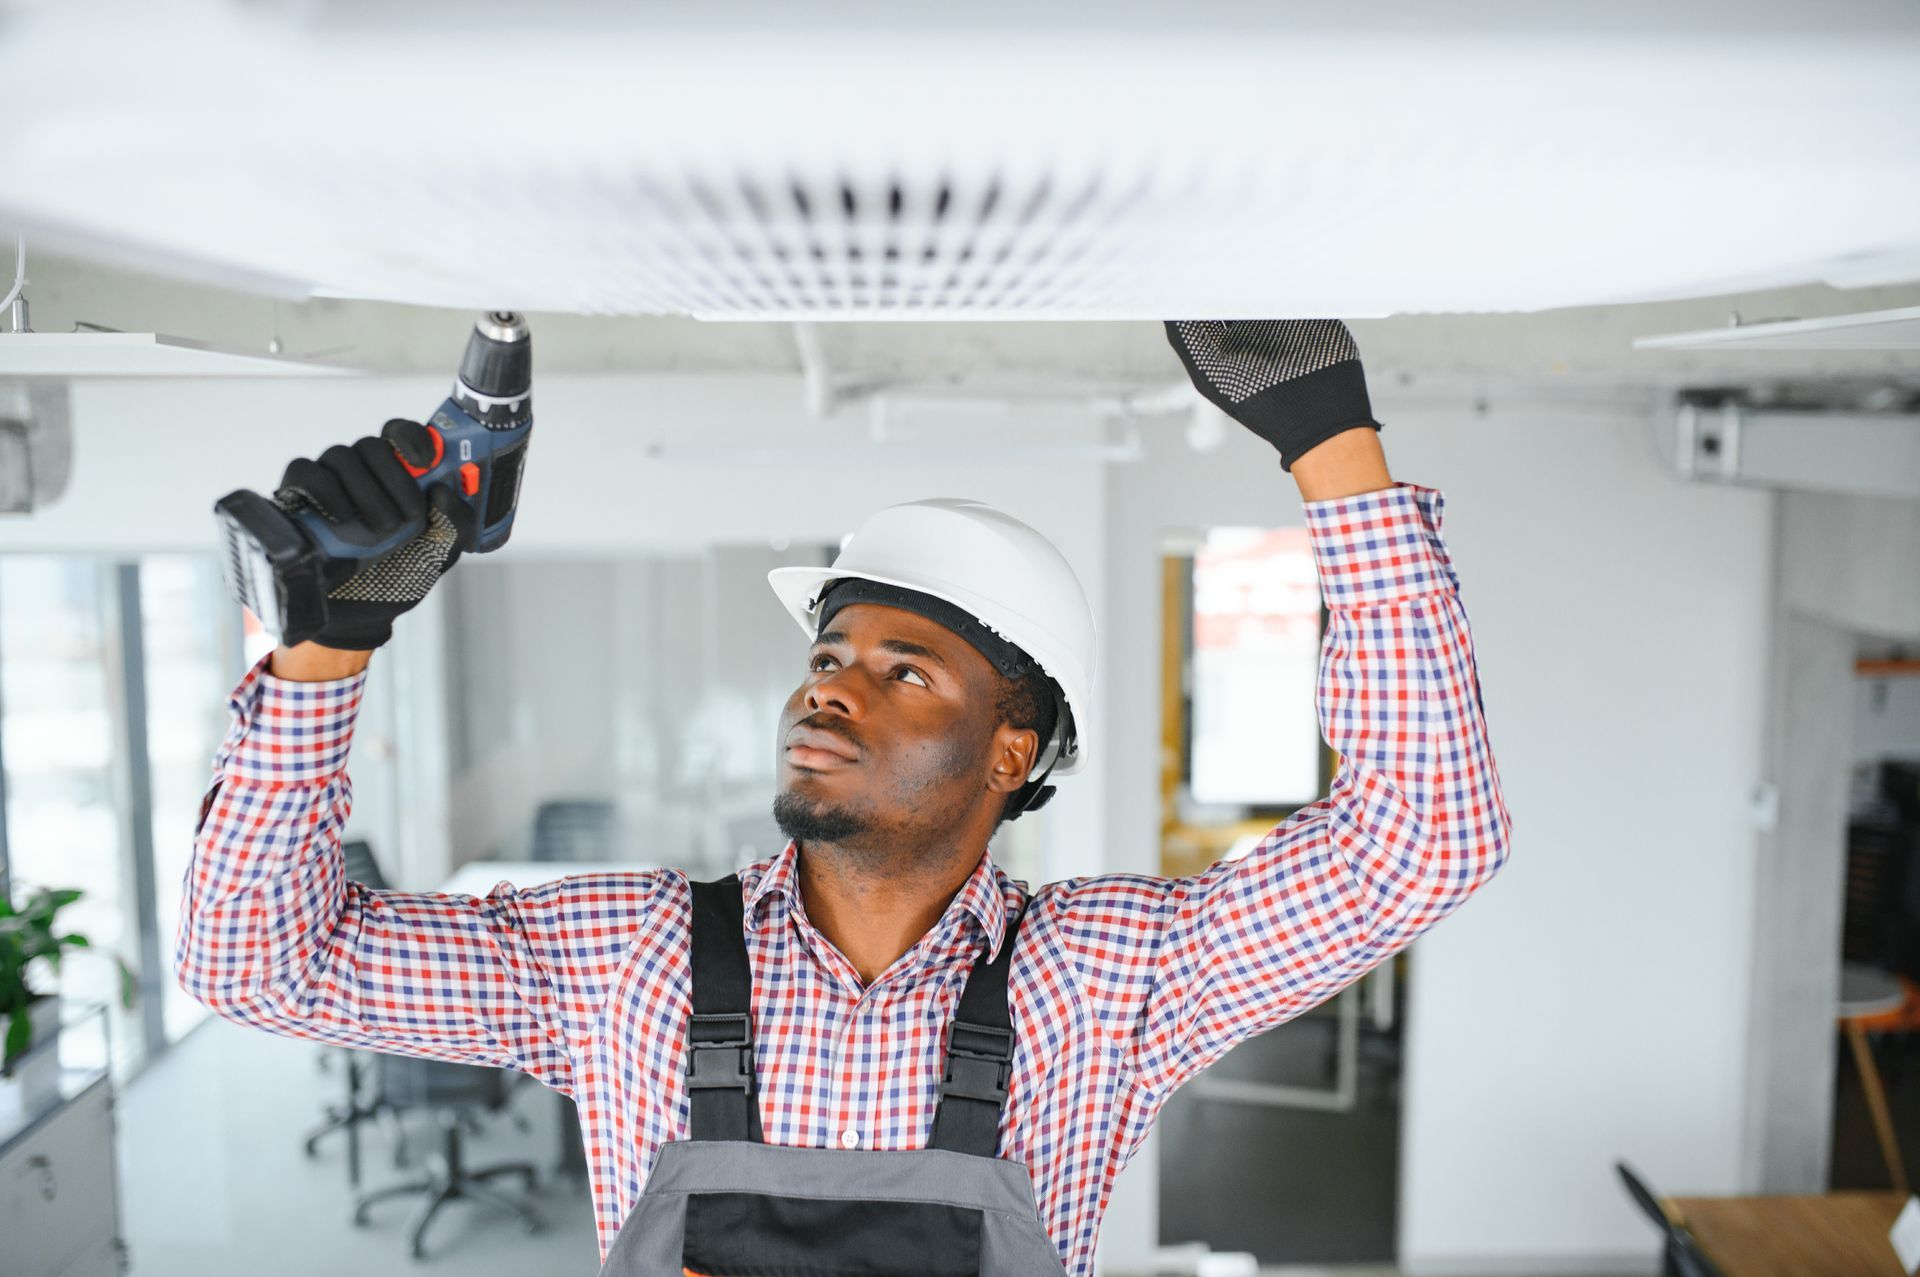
[213,312,533,646]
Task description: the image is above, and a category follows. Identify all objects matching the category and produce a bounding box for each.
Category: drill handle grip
[293,399,532,565]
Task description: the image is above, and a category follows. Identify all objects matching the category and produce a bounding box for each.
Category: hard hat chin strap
[1006,773,1058,821]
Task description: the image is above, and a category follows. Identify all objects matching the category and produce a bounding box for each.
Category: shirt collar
[745,838,1012,961]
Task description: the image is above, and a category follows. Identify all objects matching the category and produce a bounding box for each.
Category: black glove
[271,419,477,651]
[1165,320,1383,471]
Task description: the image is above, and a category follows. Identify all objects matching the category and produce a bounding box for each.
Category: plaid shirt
[178,480,1509,1275]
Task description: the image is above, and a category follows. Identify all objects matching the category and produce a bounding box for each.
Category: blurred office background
[3,303,1918,1276]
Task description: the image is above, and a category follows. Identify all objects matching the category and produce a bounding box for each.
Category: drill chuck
[455,311,532,428]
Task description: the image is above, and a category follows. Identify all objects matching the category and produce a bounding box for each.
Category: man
[179,320,1511,1275]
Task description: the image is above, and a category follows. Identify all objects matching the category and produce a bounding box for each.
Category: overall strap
[685,875,763,1142]
[926,897,1028,1157]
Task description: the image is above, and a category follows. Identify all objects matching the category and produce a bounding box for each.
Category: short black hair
[992,662,1061,827]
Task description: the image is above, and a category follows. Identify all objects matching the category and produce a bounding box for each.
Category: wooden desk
[1667,1193,1910,1277]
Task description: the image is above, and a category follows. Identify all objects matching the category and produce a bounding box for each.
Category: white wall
[1100,396,1774,1275]
[1390,409,1772,1274]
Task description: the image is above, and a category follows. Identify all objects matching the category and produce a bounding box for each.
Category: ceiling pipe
[792,322,836,419]
[1,236,26,332]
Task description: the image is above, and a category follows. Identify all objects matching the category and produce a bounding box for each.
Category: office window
[1,552,246,1075]
[1187,527,1323,808]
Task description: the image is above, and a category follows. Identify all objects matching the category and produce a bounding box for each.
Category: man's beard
[772,788,872,845]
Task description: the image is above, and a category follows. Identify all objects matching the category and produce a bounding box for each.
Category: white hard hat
[767,498,1096,782]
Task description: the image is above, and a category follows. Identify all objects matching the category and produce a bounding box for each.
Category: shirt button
[839,1127,861,1150]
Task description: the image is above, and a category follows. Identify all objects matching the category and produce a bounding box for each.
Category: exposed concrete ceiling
[11,252,1920,393]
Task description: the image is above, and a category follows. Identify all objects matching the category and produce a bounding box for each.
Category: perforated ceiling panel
[438,166,1202,317]
[4,3,1918,318]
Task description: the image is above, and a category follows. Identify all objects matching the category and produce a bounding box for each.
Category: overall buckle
[940,1022,1013,1104]
[686,1012,754,1092]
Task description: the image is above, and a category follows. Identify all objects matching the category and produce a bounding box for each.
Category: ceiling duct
[1664,385,1920,501]
[0,381,73,514]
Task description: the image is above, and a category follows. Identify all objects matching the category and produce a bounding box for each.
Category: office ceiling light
[643,437,1146,466]
[0,236,356,376]
[2,4,1918,319]
[1634,305,1920,352]
[0,332,360,377]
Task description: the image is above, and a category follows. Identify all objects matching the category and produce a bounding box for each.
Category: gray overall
[598,876,1069,1275]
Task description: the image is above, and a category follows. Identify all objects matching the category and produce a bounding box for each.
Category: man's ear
[986,725,1040,796]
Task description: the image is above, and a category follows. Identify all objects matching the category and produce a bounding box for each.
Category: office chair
[303,838,403,1186]
[352,1055,544,1259]
[1614,1161,1726,1277]
[529,798,618,862]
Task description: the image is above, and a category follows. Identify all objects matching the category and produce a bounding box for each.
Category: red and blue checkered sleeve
[174,652,672,1093]
[1049,480,1512,1101]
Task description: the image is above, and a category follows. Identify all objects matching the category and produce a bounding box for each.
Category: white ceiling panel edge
[1634,306,1920,351]
[2,3,1917,318]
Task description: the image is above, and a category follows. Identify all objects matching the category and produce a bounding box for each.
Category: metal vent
[620,172,1095,314]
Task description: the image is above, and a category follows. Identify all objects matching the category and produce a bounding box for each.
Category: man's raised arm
[1050,320,1513,1101]
[176,428,668,1092]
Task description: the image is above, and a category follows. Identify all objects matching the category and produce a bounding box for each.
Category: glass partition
[436,544,1047,887]
[139,555,242,1044]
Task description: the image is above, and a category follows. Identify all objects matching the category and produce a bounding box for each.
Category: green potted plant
[1,886,135,1114]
